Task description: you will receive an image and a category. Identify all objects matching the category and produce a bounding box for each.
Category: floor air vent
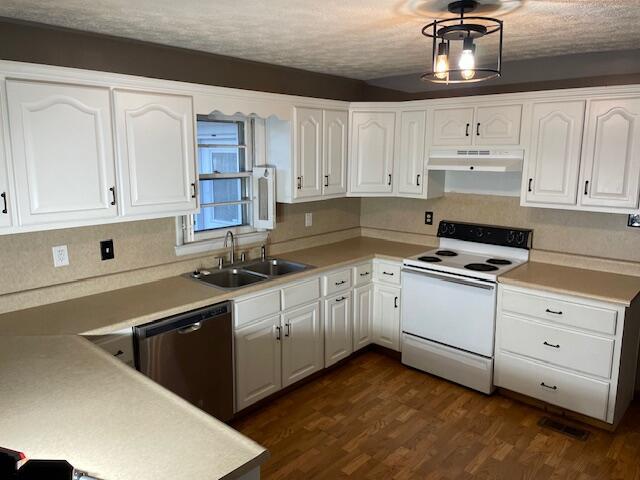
[538,416,590,441]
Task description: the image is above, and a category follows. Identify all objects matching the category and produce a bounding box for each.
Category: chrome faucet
[224,230,235,265]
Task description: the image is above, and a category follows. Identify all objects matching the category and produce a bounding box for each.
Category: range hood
[427,149,524,172]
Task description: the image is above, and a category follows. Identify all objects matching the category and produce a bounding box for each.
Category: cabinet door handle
[465,123,470,137]
[416,174,421,186]
[109,186,117,206]
[394,296,399,308]
[335,280,346,286]
[276,325,282,341]
[285,323,291,337]
[388,174,392,186]
[191,182,197,199]
[528,178,533,192]
[543,341,560,349]
[297,176,302,189]
[545,308,562,315]
[335,296,346,303]
[540,382,557,391]
[476,122,481,136]
[324,175,329,187]
[1,192,7,214]
[584,180,589,195]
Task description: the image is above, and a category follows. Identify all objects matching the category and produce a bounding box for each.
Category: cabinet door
[294,107,323,199]
[474,105,522,146]
[525,101,585,205]
[324,292,353,367]
[113,90,197,217]
[579,97,640,209]
[349,111,395,194]
[397,111,427,196]
[235,315,282,411]
[353,284,373,351]
[431,107,474,146]
[282,302,323,387]
[0,123,11,229]
[6,80,117,225]
[322,109,348,196]
[373,285,401,351]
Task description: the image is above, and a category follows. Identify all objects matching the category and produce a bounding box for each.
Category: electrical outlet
[425,211,434,225]
[100,239,115,260]
[305,212,313,227]
[52,245,69,267]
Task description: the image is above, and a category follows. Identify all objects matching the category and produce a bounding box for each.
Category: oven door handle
[401,267,496,290]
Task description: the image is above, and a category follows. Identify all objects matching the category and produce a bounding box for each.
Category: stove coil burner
[487,258,512,265]
[418,256,442,263]
[435,250,458,257]
[464,263,499,272]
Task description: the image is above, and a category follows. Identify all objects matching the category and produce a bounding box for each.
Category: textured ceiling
[1,0,639,80]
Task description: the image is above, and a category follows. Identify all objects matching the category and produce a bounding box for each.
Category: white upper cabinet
[323,109,348,196]
[6,80,118,225]
[474,105,522,146]
[0,118,11,229]
[113,90,197,217]
[579,97,640,210]
[294,107,323,199]
[525,100,585,205]
[431,107,474,146]
[397,110,427,196]
[281,302,323,387]
[349,111,395,194]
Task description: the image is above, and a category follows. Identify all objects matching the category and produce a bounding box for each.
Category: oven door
[401,266,497,357]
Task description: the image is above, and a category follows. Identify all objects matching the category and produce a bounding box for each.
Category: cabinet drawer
[282,278,321,311]
[501,289,617,335]
[495,352,610,421]
[323,268,352,296]
[374,260,401,285]
[235,290,281,328]
[354,262,373,286]
[499,314,614,378]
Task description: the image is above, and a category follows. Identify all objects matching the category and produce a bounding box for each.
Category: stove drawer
[374,260,401,285]
[501,289,617,335]
[499,314,615,379]
[495,351,610,421]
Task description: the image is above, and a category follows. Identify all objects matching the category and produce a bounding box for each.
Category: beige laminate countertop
[499,261,640,306]
[0,237,426,336]
[0,335,268,480]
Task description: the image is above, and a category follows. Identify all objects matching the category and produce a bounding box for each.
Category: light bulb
[459,37,476,80]
[434,42,449,80]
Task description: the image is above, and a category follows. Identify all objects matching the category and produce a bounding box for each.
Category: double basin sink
[189,259,313,290]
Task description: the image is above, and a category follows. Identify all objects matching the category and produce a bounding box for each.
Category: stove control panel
[438,221,533,249]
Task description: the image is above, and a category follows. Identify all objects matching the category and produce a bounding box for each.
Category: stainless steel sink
[243,258,311,277]
[191,268,268,290]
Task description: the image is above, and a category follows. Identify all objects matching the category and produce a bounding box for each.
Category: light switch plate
[52,245,69,267]
[305,212,313,227]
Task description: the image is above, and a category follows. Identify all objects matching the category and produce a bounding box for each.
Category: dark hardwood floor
[232,351,640,479]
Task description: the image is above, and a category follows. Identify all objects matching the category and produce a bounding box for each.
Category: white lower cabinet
[324,292,353,367]
[235,314,282,411]
[353,284,374,351]
[372,284,401,351]
[495,284,639,425]
[282,302,323,387]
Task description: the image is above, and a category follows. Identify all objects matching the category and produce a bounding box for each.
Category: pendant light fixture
[421,0,503,84]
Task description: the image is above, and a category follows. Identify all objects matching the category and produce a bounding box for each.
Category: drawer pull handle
[543,341,560,349]
[359,272,370,277]
[335,296,347,303]
[383,271,394,276]
[545,308,563,315]
[540,382,558,391]
[335,280,346,286]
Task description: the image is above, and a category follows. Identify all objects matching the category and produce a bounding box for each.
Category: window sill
[175,231,268,257]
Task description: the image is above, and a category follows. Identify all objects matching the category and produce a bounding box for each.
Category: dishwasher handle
[178,321,203,334]
[135,302,231,339]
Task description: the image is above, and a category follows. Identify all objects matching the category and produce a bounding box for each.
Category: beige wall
[361,194,640,263]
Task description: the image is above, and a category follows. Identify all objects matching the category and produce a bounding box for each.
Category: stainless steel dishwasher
[134,302,234,422]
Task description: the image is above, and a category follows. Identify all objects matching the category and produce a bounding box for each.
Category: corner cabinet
[113,90,197,217]
[349,111,395,194]
[6,79,118,225]
[522,96,640,213]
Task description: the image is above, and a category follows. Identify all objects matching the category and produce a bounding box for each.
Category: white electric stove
[401,221,532,394]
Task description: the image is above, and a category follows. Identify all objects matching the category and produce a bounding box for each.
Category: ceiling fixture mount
[421,0,503,84]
